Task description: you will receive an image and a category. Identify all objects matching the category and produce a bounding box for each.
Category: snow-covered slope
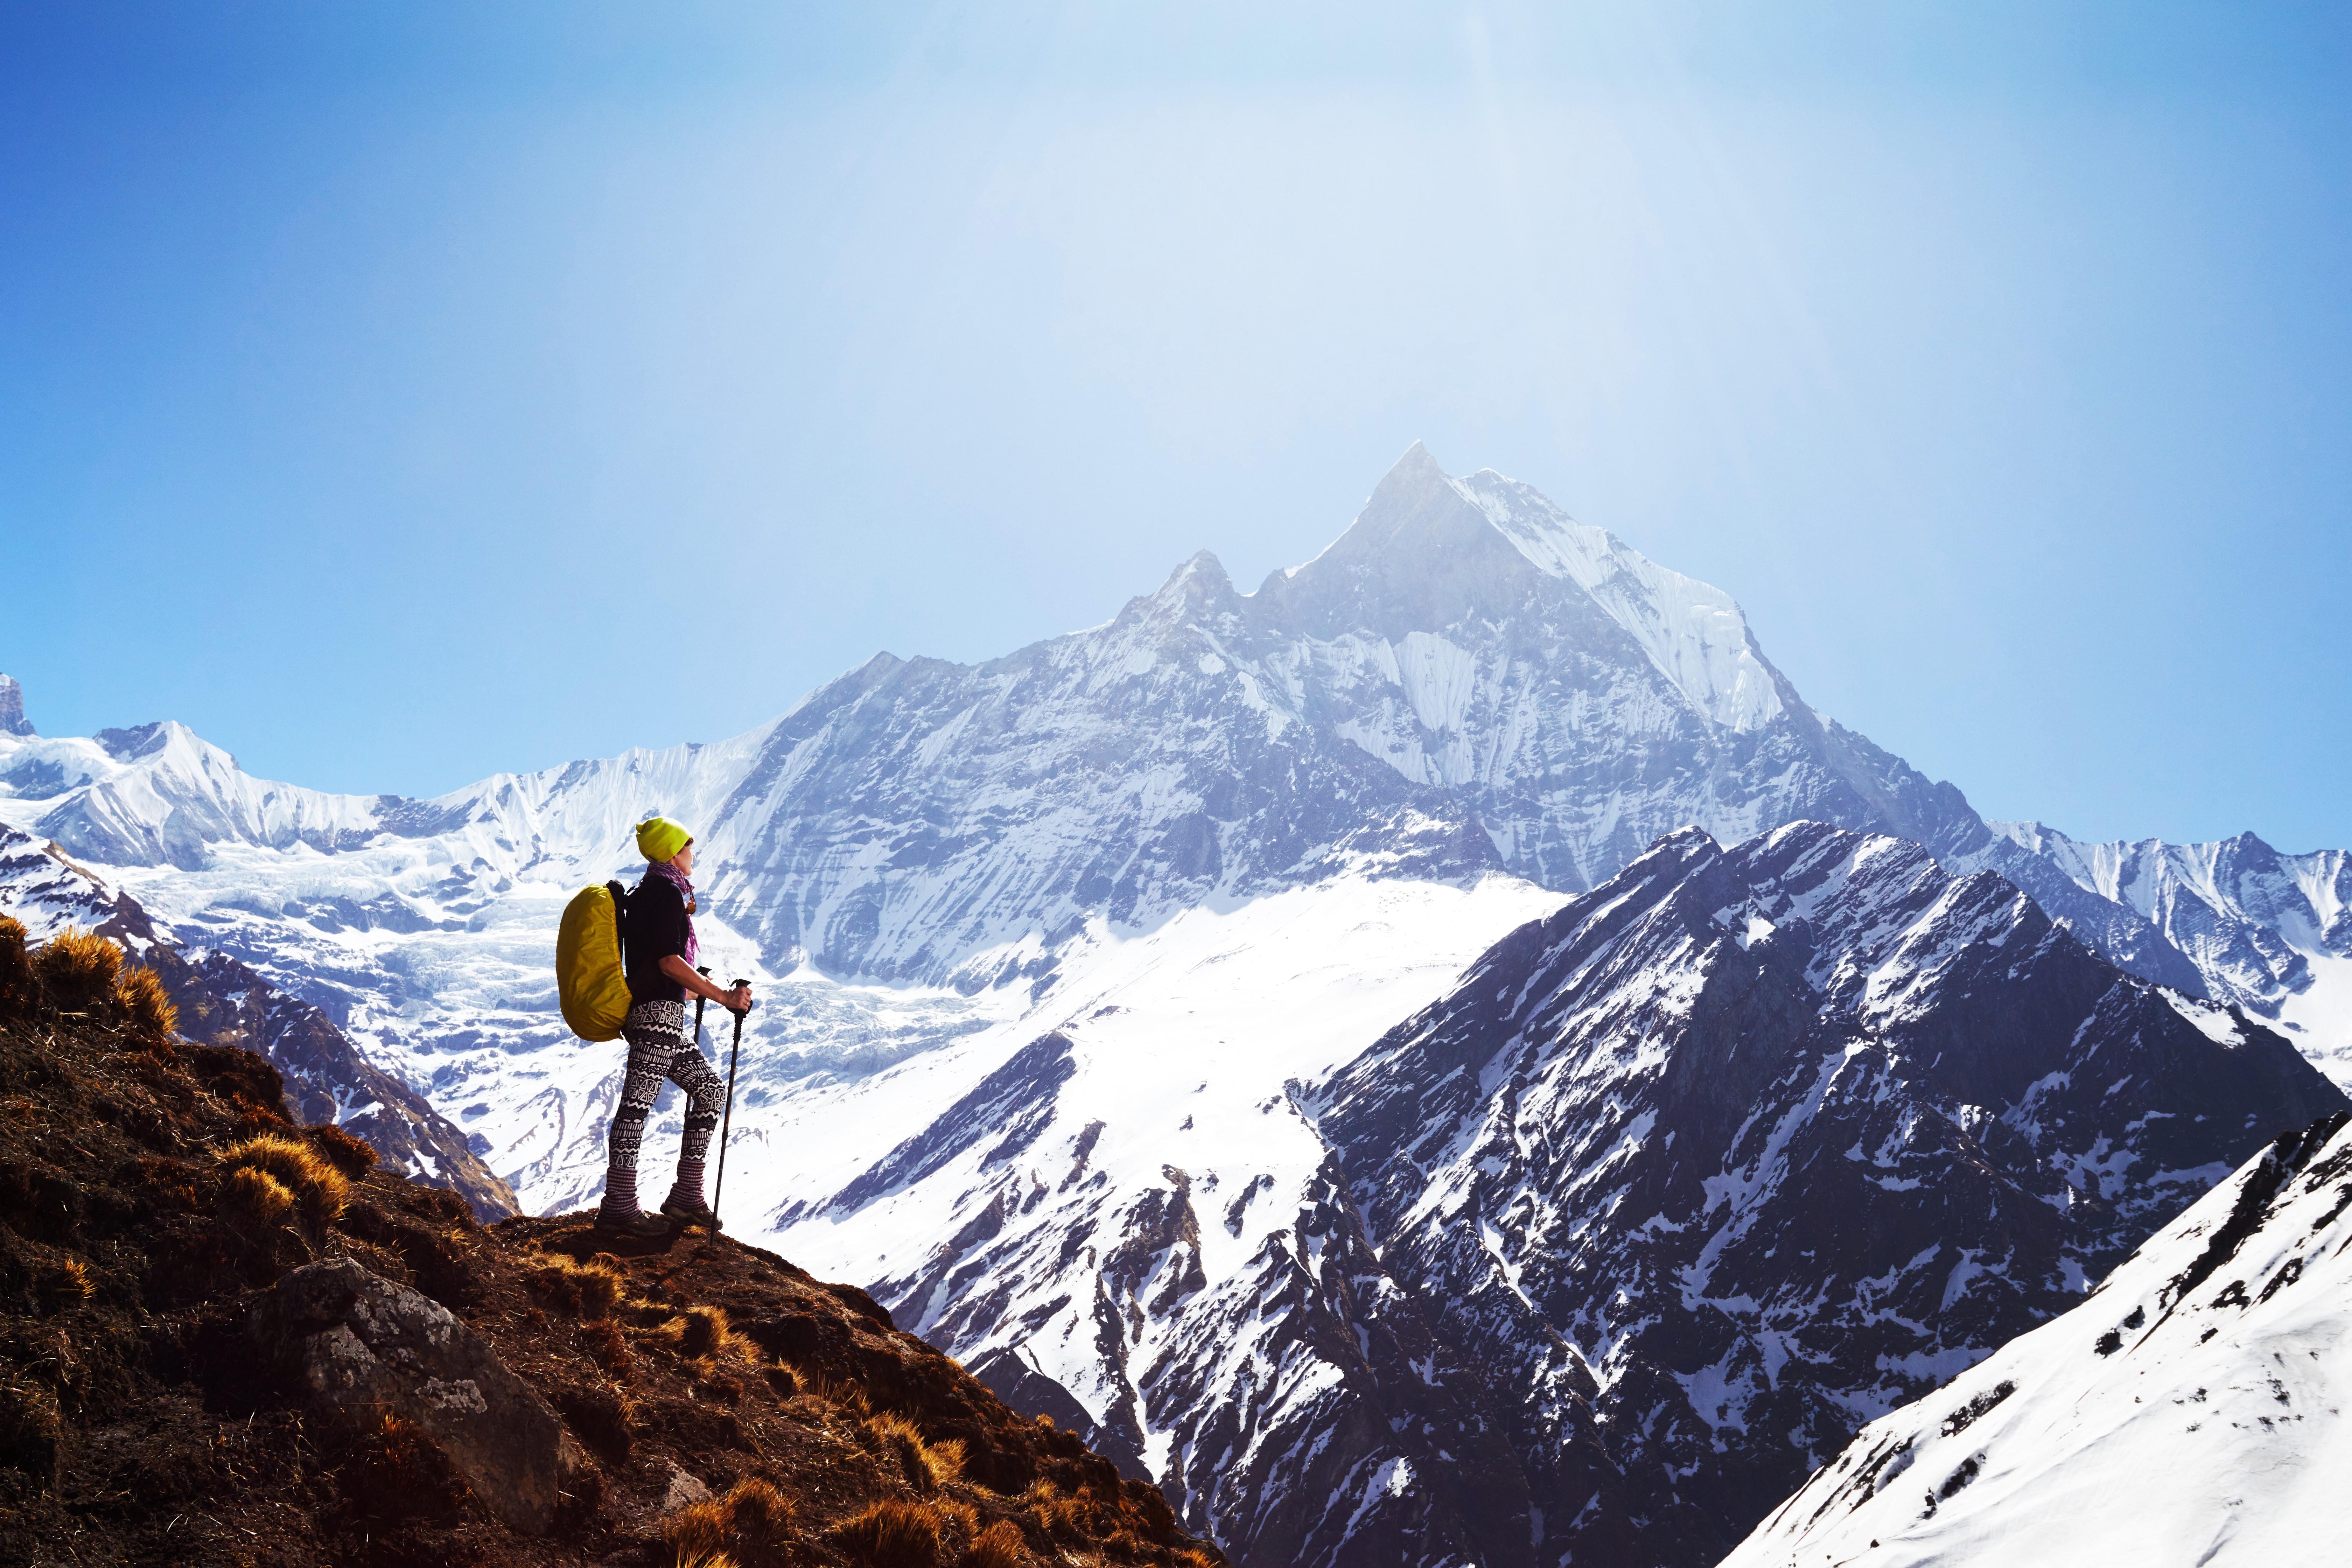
[757,870,1569,1567]
[1723,1109,2352,1568]
[1302,821,2346,1566]
[1969,822,2352,1082]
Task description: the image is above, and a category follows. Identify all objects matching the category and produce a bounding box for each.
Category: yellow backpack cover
[557,881,633,1041]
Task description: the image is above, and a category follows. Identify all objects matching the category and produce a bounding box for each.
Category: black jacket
[624,874,692,1006]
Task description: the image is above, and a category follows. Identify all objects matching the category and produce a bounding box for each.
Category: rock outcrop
[249,1257,568,1533]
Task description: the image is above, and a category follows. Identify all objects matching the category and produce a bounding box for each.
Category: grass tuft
[221,1164,296,1227]
[665,1498,731,1565]
[302,1121,378,1178]
[220,1133,352,1221]
[35,1259,93,1312]
[656,1302,751,1362]
[32,927,121,1014]
[967,1519,1030,1568]
[112,964,176,1043]
[866,1412,966,1492]
[722,1477,797,1552]
[803,1368,871,1417]
[526,1251,626,1319]
[0,917,30,1015]
[346,1411,470,1524]
[665,1477,797,1568]
[830,1497,942,1568]
[579,1317,635,1377]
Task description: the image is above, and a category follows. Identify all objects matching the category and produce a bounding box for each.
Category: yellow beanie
[636,816,692,863]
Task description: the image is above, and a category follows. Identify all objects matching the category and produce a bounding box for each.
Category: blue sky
[4,2,2347,850]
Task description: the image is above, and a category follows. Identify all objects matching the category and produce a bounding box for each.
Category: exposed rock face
[1307,822,2350,1566]
[0,674,30,738]
[1960,821,2352,1080]
[248,1257,566,1533]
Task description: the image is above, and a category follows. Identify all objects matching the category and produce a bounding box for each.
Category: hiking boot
[660,1195,723,1231]
[594,1209,674,1239]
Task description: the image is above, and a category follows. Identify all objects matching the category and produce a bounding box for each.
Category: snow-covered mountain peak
[0,673,31,737]
[1294,444,1786,732]
[1454,466,1785,733]
[1973,819,2352,1077]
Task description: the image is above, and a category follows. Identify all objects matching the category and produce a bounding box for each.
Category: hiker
[595,816,753,1238]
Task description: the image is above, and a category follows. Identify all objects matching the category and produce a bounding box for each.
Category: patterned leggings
[598,1000,727,1220]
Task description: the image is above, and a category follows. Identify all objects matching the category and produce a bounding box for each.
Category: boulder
[660,1464,712,1515]
[248,1257,565,1533]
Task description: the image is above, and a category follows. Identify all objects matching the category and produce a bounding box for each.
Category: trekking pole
[713,979,753,1223]
[693,966,711,1049]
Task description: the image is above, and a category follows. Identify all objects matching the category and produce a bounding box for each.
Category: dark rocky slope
[0,920,1219,1568]
[1307,822,2349,1567]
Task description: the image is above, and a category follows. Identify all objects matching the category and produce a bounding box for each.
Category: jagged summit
[0,673,32,737]
[1272,446,1786,732]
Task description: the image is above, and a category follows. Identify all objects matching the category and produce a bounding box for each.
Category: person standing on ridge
[595,816,751,1239]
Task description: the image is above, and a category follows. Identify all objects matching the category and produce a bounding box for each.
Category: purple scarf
[646,856,699,967]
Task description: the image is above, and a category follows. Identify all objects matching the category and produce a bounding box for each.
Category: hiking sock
[667,1108,718,1209]
[599,1150,641,1220]
[600,1108,647,1220]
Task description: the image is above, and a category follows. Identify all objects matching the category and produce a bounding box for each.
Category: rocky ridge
[0,919,1219,1567]
[1303,820,2346,1564]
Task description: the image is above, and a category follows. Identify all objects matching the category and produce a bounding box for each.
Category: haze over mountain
[1,447,2343,1564]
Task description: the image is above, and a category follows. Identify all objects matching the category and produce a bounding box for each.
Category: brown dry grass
[830,1496,943,1568]
[0,916,30,1014]
[654,1302,752,1362]
[967,1519,1031,1568]
[35,1258,94,1311]
[802,1367,872,1417]
[32,927,121,1013]
[347,1411,470,1524]
[221,1164,296,1227]
[525,1251,626,1318]
[866,1412,966,1492]
[579,1317,635,1377]
[302,1121,378,1178]
[664,1476,799,1568]
[220,1132,353,1221]
[112,964,176,1043]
